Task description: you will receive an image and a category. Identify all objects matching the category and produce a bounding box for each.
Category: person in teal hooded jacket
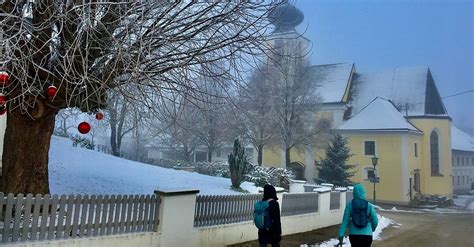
[338,184,378,247]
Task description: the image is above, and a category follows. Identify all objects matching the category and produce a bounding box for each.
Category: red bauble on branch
[78,122,91,134]
[95,112,104,120]
[0,94,6,106]
[0,71,9,86]
[46,85,58,98]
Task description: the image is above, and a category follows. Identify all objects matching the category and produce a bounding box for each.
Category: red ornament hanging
[0,105,6,115]
[95,112,104,120]
[78,121,91,134]
[0,94,6,106]
[0,71,9,86]
[46,85,58,98]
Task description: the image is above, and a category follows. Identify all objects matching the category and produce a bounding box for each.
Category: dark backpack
[350,198,370,228]
[254,201,272,229]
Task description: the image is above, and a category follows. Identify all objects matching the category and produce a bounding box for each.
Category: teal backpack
[351,198,370,228]
[254,201,272,229]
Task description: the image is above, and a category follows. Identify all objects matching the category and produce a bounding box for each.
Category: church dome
[268,1,304,33]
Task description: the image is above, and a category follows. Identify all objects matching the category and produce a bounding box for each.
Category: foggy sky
[294,0,474,134]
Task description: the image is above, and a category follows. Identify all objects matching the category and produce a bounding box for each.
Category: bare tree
[106,91,136,157]
[235,65,277,166]
[193,77,232,162]
[269,39,329,168]
[54,108,80,137]
[0,1,281,193]
[157,95,203,162]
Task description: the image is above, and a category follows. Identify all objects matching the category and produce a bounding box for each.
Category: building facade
[260,2,453,205]
[451,126,474,193]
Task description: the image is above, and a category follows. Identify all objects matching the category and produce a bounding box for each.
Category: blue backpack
[254,201,272,229]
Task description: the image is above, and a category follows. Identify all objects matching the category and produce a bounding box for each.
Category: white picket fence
[194,194,261,227]
[194,192,324,227]
[0,193,160,243]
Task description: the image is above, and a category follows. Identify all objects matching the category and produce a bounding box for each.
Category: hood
[263,184,278,201]
[353,184,366,199]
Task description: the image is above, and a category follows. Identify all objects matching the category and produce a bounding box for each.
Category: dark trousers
[349,235,373,247]
[259,243,280,247]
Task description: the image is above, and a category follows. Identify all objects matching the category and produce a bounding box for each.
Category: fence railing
[0,193,160,243]
[281,192,318,216]
[330,192,340,210]
[346,191,353,203]
[194,194,261,227]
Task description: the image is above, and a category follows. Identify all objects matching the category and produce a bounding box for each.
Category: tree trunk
[257,144,264,166]
[183,144,193,162]
[110,125,119,156]
[1,108,58,194]
[285,147,291,169]
[207,148,213,162]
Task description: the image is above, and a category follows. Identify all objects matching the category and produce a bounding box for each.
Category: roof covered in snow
[311,63,354,103]
[349,67,448,117]
[338,97,420,132]
[451,126,474,152]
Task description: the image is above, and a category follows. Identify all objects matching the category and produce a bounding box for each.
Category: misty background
[295,0,473,134]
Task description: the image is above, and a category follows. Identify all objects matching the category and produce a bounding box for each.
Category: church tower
[267,1,310,57]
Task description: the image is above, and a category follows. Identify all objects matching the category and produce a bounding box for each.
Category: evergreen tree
[317,134,355,186]
[228,139,252,189]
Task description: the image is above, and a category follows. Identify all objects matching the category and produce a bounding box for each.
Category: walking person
[254,184,282,247]
[337,183,378,247]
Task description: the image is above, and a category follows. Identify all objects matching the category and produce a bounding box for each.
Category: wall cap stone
[154,188,200,196]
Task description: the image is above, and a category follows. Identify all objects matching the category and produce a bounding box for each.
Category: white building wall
[452,150,474,193]
[4,189,346,247]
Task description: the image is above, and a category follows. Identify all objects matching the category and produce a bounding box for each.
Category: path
[230,225,340,247]
[231,210,474,247]
[373,211,474,247]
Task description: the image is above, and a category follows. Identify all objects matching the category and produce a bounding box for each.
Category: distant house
[451,126,474,193]
[145,143,257,164]
[260,1,453,205]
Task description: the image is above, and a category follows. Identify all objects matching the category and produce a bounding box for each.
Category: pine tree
[317,134,355,186]
[228,139,252,189]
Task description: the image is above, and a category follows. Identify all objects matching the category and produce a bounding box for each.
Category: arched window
[430,131,440,175]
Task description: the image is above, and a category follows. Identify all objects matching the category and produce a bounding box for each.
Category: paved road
[232,210,474,247]
[374,211,474,247]
[230,225,340,247]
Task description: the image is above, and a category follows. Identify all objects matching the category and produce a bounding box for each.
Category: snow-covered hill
[49,136,258,195]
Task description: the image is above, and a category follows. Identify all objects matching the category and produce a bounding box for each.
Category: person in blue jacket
[338,183,378,247]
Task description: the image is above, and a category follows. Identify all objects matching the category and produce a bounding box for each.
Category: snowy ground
[303,215,394,247]
[453,195,474,210]
[49,136,259,195]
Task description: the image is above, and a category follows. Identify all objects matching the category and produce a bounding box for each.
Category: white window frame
[363,167,376,181]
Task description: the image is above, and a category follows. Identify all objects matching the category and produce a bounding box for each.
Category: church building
[261,2,453,205]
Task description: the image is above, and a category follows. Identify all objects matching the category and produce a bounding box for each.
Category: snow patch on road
[304,215,393,247]
[453,195,474,210]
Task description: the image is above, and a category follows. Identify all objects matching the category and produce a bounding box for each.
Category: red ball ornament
[0,94,6,106]
[0,71,9,86]
[78,121,91,134]
[95,112,104,120]
[0,105,6,115]
[46,85,57,98]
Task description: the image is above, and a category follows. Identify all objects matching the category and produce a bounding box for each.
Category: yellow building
[260,2,453,205]
[262,65,454,205]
